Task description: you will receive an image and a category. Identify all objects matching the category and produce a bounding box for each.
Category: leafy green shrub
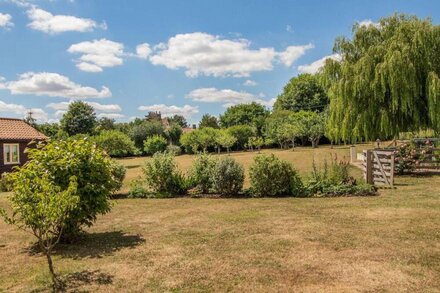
[143,152,187,196]
[306,157,351,194]
[0,173,12,192]
[166,145,182,156]
[305,156,376,197]
[144,135,168,155]
[128,179,150,198]
[190,153,217,194]
[7,139,125,240]
[320,183,377,197]
[212,156,244,196]
[249,154,304,197]
[94,130,139,157]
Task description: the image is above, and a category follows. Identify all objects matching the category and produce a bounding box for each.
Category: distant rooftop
[0,118,48,140]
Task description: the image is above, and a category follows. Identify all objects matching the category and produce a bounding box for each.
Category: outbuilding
[0,118,47,173]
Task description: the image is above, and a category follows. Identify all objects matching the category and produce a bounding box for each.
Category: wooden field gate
[362,150,395,187]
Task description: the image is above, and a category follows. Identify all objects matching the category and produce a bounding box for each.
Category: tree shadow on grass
[59,270,113,292]
[30,270,114,293]
[26,231,145,260]
[57,231,146,260]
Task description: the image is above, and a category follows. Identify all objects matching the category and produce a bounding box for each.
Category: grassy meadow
[0,145,439,292]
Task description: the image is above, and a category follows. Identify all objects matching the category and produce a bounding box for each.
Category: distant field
[117,144,367,193]
[1,144,439,292]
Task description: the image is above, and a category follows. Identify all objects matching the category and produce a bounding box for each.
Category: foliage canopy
[322,14,440,142]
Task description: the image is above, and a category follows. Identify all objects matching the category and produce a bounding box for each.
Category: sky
[0,0,439,124]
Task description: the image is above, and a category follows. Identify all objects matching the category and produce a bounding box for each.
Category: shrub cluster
[212,156,245,196]
[143,152,187,197]
[305,156,376,197]
[393,140,440,175]
[249,154,303,197]
[144,135,168,155]
[190,153,216,194]
[131,151,375,198]
[94,130,139,157]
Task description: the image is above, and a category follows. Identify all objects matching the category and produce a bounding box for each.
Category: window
[4,144,20,164]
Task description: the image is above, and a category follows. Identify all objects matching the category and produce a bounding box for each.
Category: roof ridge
[0,117,25,121]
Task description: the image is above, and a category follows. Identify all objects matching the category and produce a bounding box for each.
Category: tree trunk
[291,138,295,151]
[44,250,61,292]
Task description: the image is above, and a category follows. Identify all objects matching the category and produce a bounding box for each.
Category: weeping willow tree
[321,14,440,143]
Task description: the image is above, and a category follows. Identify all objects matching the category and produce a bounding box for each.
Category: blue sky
[0,0,439,124]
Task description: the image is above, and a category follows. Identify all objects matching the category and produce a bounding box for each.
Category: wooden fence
[362,150,395,187]
[414,148,440,171]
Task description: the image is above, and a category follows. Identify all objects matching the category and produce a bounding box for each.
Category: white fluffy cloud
[358,19,380,28]
[138,104,199,119]
[47,101,123,120]
[97,113,125,119]
[47,101,121,112]
[298,53,341,74]
[243,79,257,86]
[68,39,124,72]
[136,43,151,59]
[0,72,111,98]
[149,32,312,77]
[277,44,314,67]
[27,7,106,34]
[187,88,274,107]
[0,13,13,29]
[0,100,48,122]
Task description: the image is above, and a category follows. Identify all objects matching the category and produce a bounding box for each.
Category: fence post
[390,153,395,188]
[366,150,373,184]
[350,145,356,164]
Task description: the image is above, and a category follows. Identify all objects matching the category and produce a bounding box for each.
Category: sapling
[0,174,79,291]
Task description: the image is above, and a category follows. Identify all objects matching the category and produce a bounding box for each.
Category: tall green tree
[322,14,440,142]
[199,114,219,129]
[60,101,97,136]
[219,102,269,134]
[169,115,188,128]
[130,120,165,150]
[274,74,328,112]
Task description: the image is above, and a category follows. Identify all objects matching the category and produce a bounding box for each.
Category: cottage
[0,118,47,173]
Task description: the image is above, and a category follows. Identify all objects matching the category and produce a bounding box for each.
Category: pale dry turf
[0,146,439,292]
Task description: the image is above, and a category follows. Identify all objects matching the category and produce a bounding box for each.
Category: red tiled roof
[0,118,48,140]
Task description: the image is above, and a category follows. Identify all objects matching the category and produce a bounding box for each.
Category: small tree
[60,101,97,136]
[180,131,200,153]
[18,139,125,240]
[215,130,237,153]
[94,130,138,157]
[144,135,167,155]
[254,137,265,153]
[1,175,79,290]
[165,123,183,145]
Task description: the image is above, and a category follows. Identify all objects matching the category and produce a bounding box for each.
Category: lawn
[0,145,439,292]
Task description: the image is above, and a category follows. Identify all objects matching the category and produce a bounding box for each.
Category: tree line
[34,14,440,156]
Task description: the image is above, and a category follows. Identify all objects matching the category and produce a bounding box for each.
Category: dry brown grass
[0,145,439,292]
